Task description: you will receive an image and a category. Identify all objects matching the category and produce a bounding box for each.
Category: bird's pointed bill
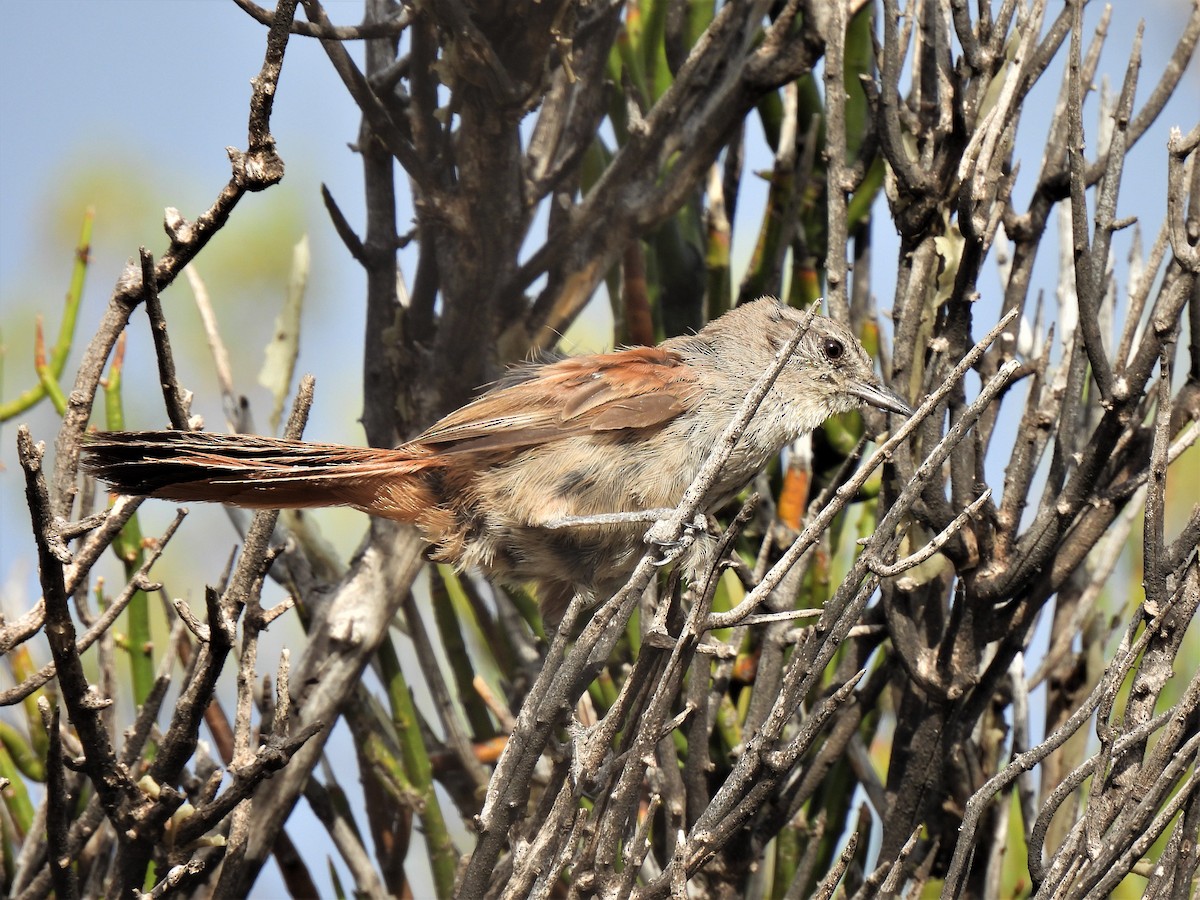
[847,380,913,416]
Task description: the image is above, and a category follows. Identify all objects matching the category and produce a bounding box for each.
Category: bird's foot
[645,512,709,566]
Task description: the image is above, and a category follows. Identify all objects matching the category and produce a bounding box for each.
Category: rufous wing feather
[416,345,702,453]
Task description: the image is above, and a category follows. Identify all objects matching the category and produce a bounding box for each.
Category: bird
[83,297,910,624]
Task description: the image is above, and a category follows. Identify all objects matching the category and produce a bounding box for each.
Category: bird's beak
[848,379,913,417]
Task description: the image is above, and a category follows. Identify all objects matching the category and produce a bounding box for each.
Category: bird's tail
[82,431,442,521]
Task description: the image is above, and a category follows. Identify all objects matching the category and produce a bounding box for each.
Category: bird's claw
[651,539,687,566]
[645,513,708,565]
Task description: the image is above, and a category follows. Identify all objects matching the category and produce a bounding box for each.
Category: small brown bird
[84,298,909,622]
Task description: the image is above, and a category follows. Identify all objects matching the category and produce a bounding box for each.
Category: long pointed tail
[82,431,441,521]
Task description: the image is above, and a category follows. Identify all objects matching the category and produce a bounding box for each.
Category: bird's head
[701,298,912,438]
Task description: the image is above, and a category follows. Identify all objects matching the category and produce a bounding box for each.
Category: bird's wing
[413,346,702,454]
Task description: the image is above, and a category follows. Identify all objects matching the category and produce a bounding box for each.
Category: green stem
[377,635,458,898]
[0,208,92,421]
[431,566,494,738]
[104,349,156,708]
[0,732,37,834]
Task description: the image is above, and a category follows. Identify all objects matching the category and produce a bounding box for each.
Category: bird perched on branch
[84,297,910,623]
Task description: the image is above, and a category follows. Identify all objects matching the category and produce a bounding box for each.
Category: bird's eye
[822,338,845,361]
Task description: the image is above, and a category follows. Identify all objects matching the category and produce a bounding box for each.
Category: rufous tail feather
[82,431,442,521]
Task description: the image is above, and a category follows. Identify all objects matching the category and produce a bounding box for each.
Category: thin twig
[232,0,408,40]
[184,264,242,429]
[866,489,992,577]
[38,699,78,900]
[141,247,191,429]
[0,511,185,706]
